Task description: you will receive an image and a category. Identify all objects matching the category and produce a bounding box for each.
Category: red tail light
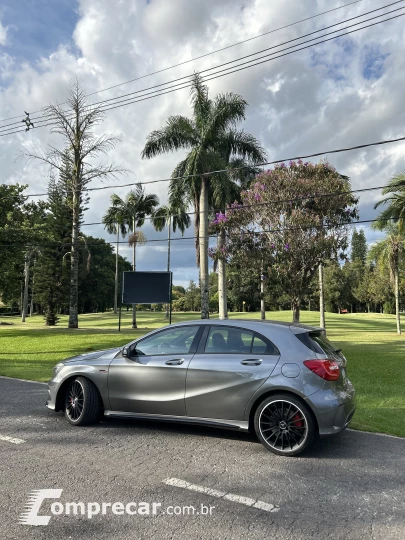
[303,359,340,381]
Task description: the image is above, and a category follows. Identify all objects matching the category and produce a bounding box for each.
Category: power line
[0,0,365,125]
[0,0,387,129]
[1,2,403,135]
[2,134,404,201]
[2,181,388,234]
[0,216,397,249]
[2,8,404,139]
[1,10,404,139]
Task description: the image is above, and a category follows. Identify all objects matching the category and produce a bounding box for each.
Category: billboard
[122,271,172,304]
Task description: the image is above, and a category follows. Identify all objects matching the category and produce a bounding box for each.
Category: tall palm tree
[152,203,191,317]
[141,73,266,319]
[102,185,159,328]
[369,222,404,335]
[102,198,127,314]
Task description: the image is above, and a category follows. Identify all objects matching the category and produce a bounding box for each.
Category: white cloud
[1,0,405,284]
[0,20,7,46]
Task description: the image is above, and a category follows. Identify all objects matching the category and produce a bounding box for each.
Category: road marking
[0,376,47,385]
[347,429,405,440]
[163,478,279,513]
[0,434,26,445]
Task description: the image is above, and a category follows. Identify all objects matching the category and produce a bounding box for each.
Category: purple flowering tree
[210,160,359,322]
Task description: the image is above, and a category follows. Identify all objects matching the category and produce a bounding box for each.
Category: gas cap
[281,363,300,378]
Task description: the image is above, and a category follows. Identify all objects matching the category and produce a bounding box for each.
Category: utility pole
[165,215,171,319]
[319,263,325,331]
[29,257,37,317]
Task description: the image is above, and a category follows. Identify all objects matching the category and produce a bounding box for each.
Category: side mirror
[122,346,130,358]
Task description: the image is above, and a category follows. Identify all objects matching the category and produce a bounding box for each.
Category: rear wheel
[254,393,317,456]
[64,377,100,426]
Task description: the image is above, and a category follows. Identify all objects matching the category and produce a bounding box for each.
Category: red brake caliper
[291,413,303,427]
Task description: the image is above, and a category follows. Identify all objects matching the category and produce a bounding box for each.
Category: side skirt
[103,410,249,432]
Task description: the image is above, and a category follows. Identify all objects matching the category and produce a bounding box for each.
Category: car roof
[170,318,322,333]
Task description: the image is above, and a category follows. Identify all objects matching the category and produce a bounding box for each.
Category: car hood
[62,348,121,364]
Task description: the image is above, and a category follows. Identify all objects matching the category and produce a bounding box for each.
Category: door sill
[104,410,249,431]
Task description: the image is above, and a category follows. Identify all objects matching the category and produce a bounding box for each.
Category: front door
[108,325,201,416]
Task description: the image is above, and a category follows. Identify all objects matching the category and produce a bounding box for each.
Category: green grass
[1,310,404,437]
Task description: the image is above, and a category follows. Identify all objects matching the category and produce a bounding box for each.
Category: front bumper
[305,380,356,437]
[46,374,61,410]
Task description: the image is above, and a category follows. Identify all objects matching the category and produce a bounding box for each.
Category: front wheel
[64,377,100,426]
[254,394,317,456]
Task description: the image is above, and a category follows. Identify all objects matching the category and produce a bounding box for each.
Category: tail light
[303,359,340,381]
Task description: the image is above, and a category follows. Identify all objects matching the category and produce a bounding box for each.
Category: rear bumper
[305,381,356,437]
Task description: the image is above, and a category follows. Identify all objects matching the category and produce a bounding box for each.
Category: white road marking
[0,375,47,385]
[0,434,26,445]
[347,428,405,440]
[163,478,279,513]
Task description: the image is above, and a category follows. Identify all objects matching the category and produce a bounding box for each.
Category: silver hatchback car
[46,320,356,456]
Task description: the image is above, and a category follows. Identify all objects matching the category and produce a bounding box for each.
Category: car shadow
[95,415,360,458]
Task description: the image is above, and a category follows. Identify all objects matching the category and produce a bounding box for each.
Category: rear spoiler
[289,324,324,335]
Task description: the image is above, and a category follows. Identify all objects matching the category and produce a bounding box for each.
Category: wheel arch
[55,375,104,413]
[248,389,319,434]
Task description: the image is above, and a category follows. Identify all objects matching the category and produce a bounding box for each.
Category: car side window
[252,334,279,355]
[204,327,254,354]
[135,326,200,356]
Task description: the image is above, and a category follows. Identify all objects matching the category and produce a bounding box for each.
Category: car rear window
[296,332,341,357]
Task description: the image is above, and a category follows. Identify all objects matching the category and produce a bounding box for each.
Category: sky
[0,0,404,288]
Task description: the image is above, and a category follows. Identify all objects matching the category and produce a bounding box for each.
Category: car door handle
[241,359,262,366]
[165,359,185,365]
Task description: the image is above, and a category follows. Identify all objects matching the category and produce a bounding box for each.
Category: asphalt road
[0,377,404,540]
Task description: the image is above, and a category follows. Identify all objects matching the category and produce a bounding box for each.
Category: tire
[254,393,317,456]
[64,376,100,426]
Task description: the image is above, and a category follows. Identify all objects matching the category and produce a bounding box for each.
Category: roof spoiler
[289,324,324,335]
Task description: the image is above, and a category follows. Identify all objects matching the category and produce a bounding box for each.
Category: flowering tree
[209,160,358,322]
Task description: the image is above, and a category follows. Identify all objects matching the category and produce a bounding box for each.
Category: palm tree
[141,73,266,319]
[102,198,127,314]
[369,222,404,335]
[374,171,405,229]
[102,185,159,328]
[152,203,191,317]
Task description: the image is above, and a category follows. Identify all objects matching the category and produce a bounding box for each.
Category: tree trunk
[114,227,119,314]
[165,217,171,319]
[199,178,209,319]
[292,299,300,323]
[260,264,265,320]
[394,267,401,335]
[218,229,228,320]
[21,252,31,322]
[68,188,80,329]
[319,263,325,330]
[132,217,137,329]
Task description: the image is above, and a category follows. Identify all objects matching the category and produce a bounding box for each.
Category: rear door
[185,325,280,421]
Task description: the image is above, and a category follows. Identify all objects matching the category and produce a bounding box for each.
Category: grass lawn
[0,310,404,437]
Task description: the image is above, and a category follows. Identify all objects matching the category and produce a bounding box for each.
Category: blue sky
[0,0,78,64]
